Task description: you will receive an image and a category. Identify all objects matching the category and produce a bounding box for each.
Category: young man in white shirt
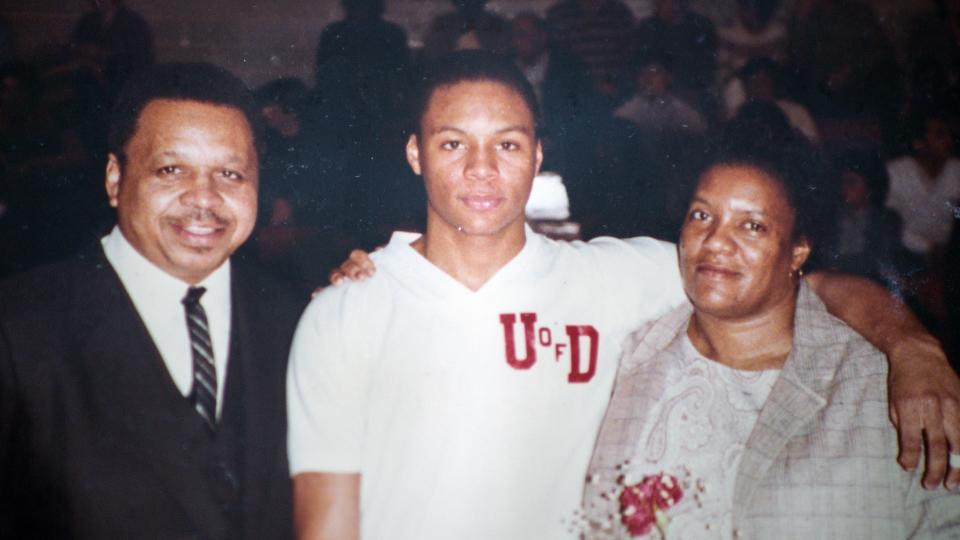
[886,110,960,259]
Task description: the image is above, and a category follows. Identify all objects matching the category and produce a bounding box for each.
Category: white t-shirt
[287,228,684,540]
[885,156,960,255]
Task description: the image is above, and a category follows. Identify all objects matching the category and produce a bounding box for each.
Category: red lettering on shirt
[499,313,600,383]
[565,325,598,383]
[499,312,538,369]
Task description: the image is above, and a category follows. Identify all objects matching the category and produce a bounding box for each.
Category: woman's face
[679,164,810,320]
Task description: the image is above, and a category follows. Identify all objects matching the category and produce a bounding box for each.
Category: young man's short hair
[408,50,542,137]
[108,62,263,164]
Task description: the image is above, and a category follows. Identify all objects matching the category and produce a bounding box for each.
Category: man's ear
[105,153,122,208]
[405,134,422,175]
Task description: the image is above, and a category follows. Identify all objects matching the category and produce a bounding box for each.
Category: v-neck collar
[377,225,547,304]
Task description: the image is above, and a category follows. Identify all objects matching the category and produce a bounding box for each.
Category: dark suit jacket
[0,245,304,539]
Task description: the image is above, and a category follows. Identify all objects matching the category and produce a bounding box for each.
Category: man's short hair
[108,62,263,164]
[408,50,542,137]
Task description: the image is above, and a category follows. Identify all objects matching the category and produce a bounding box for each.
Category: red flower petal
[619,473,684,536]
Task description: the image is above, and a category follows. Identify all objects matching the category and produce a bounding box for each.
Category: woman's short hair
[695,127,834,247]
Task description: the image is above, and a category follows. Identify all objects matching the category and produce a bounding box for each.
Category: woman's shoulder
[792,282,887,380]
[619,301,693,373]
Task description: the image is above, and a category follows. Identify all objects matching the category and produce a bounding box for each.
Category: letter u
[499,312,538,369]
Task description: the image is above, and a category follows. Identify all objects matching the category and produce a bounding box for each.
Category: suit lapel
[733,283,834,516]
[732,371,825,510]
[221,267,292,536]
[71,248,189,432]
[584,304,690,520]
[69,247,229,534]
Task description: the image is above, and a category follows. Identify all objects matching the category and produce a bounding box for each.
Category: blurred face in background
[841,170,870,209]
[916,118,954,163]
[511,14,548,65]
[679,164,810,321]
[637,62,670,98]
[745,70,776,101]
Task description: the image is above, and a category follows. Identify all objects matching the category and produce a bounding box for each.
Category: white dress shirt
[885,156,960,255]
[101,226,231,416]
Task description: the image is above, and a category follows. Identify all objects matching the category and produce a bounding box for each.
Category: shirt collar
[101,225,231,307]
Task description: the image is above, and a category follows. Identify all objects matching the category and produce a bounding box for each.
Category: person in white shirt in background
[886,109,960,261]
[614,51,706,137]
[722,56,819,143]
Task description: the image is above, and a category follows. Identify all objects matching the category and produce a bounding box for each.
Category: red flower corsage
[619,473,683,537]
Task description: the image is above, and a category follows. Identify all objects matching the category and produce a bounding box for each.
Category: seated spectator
[815,149,906,288]
[314,0,409,124]
[423,0,510,58]
[67,0,153,93]
[509,11,598,176]
[723,57,818,142]
[311,0,418,249]
[723,99,793,144]
[630,0,717,109]
[886,109,960,261]
[0,61,109,275]
[907,0,960,117]
[715,0,788,85]
[250,77,346,292]
[255,78,316,231]
[546,0,635,100]
[886,109,960,338]
[601,52,709,239]
[614,53,706,137]
[785,0,901,124]
[315,0,409,83]
[580,55,706,240]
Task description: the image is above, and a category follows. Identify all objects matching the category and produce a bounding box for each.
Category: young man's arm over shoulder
[293,472,360,540]
[807,271,960,490]
[287,285,372,537]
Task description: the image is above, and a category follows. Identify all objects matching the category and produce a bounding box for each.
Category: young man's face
[406,80,542,241]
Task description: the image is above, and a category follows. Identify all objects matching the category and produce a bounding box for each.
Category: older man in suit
[0,63,302,539]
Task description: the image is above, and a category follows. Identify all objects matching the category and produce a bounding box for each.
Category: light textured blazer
[584,282,960,539]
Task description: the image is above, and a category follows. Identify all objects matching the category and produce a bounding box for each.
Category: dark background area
[0,0,958,367]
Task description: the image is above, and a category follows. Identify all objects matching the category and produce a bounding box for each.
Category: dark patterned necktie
[182,286,216,431]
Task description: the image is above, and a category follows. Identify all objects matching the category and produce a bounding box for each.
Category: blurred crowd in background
[0,0,959,366]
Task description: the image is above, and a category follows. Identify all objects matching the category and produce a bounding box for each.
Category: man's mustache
[171,209,230,226]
